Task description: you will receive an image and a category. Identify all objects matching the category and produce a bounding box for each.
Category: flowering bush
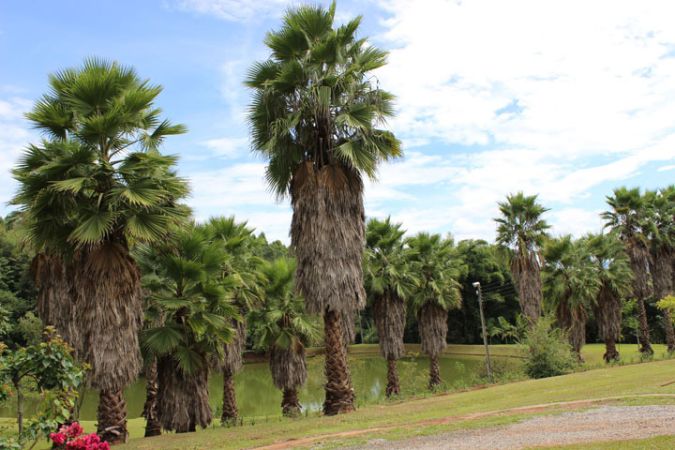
[49,422,110,450]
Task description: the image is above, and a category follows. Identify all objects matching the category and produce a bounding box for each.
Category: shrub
[49,422,109,450]
[520,316,577,379]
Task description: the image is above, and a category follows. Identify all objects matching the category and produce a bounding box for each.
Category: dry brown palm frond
[291,163,366,315]
[594,283,622,343]
[270,344,307,391]
[511,252,543,324]
[74,242,143,391]
[221,319,246,373]
[418,303,448,358]
[341,308,357,348]
[373,290,406,360]
[156,355,212,432]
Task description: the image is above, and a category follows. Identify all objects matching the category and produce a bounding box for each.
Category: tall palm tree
[363,217,416,397]
[543,236,600,361]
[602,187,654,355]
[246,2,401,415]
[644,187,675,352]
[140,225,237,433]
[12,59,189,443]
[495,193,550,326]
[249,258,319,416]
[203,216,261,423]
[586,233,633,362]
[407,233,463,390]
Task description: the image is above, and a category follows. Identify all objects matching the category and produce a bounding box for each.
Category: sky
[1,0,674,243]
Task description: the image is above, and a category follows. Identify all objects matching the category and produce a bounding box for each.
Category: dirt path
[253,394,675,449]
[358,405,675,449]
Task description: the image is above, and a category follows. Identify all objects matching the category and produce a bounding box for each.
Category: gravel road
[352,405,675,449]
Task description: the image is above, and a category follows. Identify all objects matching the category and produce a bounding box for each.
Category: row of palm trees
[496,188,674,362]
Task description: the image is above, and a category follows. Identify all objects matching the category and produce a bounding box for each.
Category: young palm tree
[140,225,237,433]
[543,236,600,361]
[644,187,675,352]
[203,217,261,423]
[495,193,550,325]
[407,233,463,390]
[363,217,416,397]
[12,59,189,443]
[246,2,401,414]
[586,233,633,362]
[249,258,319,416]
[602,187,653,355]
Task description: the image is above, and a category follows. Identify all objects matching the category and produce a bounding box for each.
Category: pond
[1,354,511,420]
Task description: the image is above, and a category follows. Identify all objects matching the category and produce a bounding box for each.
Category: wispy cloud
[173,0,288,22]
[0,96,33,206]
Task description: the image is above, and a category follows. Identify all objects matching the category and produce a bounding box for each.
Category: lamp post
[473,281,493,383]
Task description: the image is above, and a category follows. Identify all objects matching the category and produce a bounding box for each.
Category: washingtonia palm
[12,59,188,443]
[602,187,653,355]
[249,258,320,417]
[246,2,401,414]
[139,225,237,433]
[495,193,550,325]
[363,217,416,397]
[586,232,633,362]
[543,236,600,361]
[406,233,463,390]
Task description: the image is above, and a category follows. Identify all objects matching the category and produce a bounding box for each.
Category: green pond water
[1,354,509,420]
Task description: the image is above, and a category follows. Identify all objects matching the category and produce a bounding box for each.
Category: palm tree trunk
[604,336,620,362]
[221,369,238,424]
[663,310,675,353]
[428,354,441,390]
[385,357,400,397]
[323,309,355,415]
[636,298,654,355]
[281,388,301,417]
[97,389,128,444]
[142,360,161,438]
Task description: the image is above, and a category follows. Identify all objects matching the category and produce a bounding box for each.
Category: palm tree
[602,187,654,355]
[586,233,633,362]
[495,193,550,325]
[203,217,261,424]
[644,187,675,352]
[543,236,600,361]
[12,59,189,443]
[363,217,416,397]
[246,2,401,415]
[249,258,319,416]
[407,233,463,390]
[140,225,237,433]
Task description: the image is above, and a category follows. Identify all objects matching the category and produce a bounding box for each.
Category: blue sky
[1,0,674,243]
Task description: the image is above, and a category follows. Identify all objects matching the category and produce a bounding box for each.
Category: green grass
[543,435,675,449]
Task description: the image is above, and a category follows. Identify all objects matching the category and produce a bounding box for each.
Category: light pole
[473,281,493,383]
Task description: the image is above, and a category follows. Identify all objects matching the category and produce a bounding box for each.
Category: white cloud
[174,0,288,22]
[0,97,33,209]
[201,136,248,159]
[548,208,604,238]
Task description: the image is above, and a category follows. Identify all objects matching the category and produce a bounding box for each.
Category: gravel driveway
[353,405,675,449]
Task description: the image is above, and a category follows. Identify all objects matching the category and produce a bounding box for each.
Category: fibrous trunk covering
[142,359,161,437]
[323,309,355,415]
[282,388,301,417]
[594,283,622,362]
[221,319,245,423]
[419,303,448,390]
[511,252,543,326]
[626,242,653,354]
[651,247,674,352]
[270,345,307,416]
[97,390,127,444]
[555,299,586,361]
[386,358,400,397]
[373,290,406,397]
[291,163,365,415]
[156,356,211,433]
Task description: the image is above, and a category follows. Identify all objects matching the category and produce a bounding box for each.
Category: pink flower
[50,432,67,446]
[65,422,84,438]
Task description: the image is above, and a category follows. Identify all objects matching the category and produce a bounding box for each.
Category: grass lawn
[3,343,672,449]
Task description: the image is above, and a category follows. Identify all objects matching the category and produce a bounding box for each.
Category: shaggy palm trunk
[663,312,675,353]
[651,248,674,352]
[556,300,585,361]
[323,309,355,415]
[97,390,128,444]
[156,356,211,433]
[386,358,400,397]
[373,291,406,398]
[626,242,653,355]
[419,303,448,391]
[142,360,161,437]
[511,253,543,326]
[221,319,245,424]
[291,164,366,416]
[282,388,301,417]
[594,283,623,363]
